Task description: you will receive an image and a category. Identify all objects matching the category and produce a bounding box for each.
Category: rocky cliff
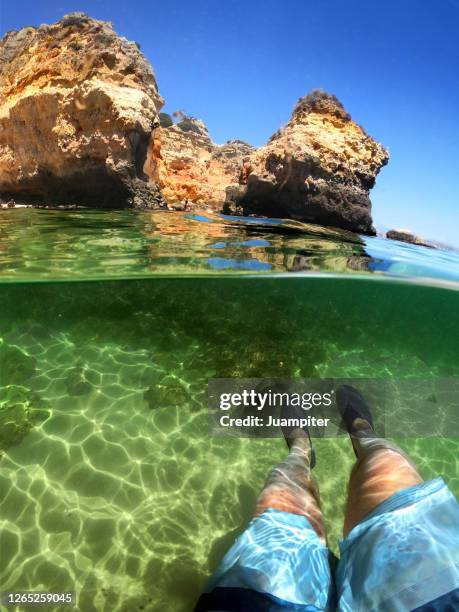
[145,115,253,207]
[226,90,388,234]
[0,13,165,208]
[0,15,389,234]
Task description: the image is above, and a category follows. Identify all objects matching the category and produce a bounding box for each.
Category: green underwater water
[0,210,459,611]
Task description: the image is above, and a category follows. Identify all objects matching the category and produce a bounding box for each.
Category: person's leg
[336,387,459,612]
[196,427,334,611]
[336,385,423,535]
[343,429,423,535]
[255,435,326,543]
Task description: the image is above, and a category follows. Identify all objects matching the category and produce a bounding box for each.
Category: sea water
[0,209,458,611]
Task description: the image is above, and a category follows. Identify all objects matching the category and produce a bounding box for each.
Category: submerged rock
[65,364,93,396]
[0,13,166,208]
[386,228,435,248]
[0,342,36,385]
[145,116,254,206]
[143,381,189,410]
[0,385,50,452]
[226,90,389,234]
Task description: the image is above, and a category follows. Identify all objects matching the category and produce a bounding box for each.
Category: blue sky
[1,0,458,245]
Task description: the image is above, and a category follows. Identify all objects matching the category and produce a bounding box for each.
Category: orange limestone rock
[226,90,389,234]
[0,14,389,234]
[0,13,166,208]
[145,115,253,208]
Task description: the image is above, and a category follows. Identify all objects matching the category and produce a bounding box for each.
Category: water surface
[1,208,459,284]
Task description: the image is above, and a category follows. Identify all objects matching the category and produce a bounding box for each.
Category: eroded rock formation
[145,115,253,207]
[0,14,389,233]
[226,90,389,234]
[0,13,166,208]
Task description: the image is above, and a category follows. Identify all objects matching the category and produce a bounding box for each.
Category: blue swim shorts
[196,477,459,611]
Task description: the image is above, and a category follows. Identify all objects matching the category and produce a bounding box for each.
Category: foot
[336,385,375,454]
[280,403,316,469]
